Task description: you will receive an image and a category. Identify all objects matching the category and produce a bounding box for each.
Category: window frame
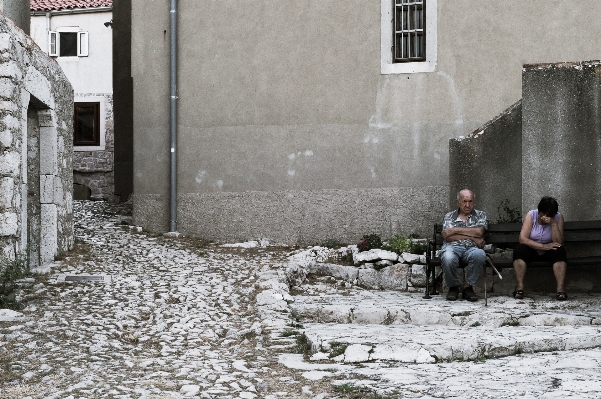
[73,96,106,151]
[74,102,100,147]
[381,0,437,74]
[48,28,89,58]
[393,0,426,63]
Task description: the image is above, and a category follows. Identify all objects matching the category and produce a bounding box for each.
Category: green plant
[497,199,522,223]
[0,253,30,310]
[331,383,387,399]
[357,234,382,252]
[383,234,427,255]
[294,333,312,358]
[328,341,349,358]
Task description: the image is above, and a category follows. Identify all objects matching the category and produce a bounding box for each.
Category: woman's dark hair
[538,196,559,217]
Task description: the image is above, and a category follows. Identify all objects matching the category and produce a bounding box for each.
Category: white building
[30,0,114,201]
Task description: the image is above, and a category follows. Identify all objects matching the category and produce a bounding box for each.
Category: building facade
[30,0,115,201]
[129,1,601,245]
[0,8,73,267]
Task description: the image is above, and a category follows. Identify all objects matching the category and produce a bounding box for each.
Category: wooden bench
[424,220,601,300]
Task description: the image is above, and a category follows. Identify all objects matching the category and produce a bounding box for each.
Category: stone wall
[134,186,449,246]
[522,61,601,221]
[449,101,523,222]
[0,13,73,266]
[73,93,115,201]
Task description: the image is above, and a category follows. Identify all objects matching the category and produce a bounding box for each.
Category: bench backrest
[431,220,601,248]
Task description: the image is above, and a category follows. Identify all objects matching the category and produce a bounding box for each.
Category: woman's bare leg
[553,261,567,292]
[513,259,527,291]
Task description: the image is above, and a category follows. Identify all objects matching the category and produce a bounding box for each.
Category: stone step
[300,322,601,364]
[289,290,601,327]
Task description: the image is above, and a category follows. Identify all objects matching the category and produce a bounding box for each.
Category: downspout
[169,0,178,232]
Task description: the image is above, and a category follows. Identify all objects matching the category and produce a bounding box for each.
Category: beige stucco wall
[131,0,601,244]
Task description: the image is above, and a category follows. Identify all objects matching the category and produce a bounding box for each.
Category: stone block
[0,150,19,174]
[40,174,54,204]
[371,344,435,363]
[351,307,389,324]
[0,61,22,80]
[379,264,408,291]
[54,175,64,206]
[23,67,53,109]
[401,252,421,264]
[39,126,57,174]
[410,264,427,287]
[0,33,12,52]
[0,101,17,113]
[40,204,57,264]
[306,262,359,283]
[1,114,19,132]
[0,212,17,236]
[0,129,11,147]
[343,344,372,363]
[357,268,381,290]
[0,177,13,208]
[0,78,15,99]
[354,249,398,264]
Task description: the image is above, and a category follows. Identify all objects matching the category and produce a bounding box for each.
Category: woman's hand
[540,215,555,225]
[543,242,562,251]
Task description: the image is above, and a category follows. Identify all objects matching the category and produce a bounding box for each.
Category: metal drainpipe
[169,0,178,232]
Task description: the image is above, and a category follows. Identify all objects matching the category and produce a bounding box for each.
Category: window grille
[393,0,425,63]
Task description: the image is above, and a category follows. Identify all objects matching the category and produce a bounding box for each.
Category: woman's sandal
[512,290,524,299]
[556,292,568,301]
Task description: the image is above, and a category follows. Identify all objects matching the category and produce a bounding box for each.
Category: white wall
[30,10,113,94]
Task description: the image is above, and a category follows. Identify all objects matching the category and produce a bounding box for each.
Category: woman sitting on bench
[512,196,567,300]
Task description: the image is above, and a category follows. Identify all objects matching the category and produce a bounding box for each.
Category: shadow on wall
[73,184,91,201]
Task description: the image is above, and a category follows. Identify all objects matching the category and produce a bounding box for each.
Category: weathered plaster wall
[449,102,522,222]
[0,13,73,264]
[522,61,601,222]
[131,0,601,244]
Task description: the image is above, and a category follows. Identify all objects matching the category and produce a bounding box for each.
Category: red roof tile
[31,0,112,12]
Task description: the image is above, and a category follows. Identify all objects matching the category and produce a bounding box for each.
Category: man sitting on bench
[440,189,488,302]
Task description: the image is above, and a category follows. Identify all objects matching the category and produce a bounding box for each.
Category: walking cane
[484,256,503,306]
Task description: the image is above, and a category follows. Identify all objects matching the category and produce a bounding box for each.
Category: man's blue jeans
[440,245,486,288]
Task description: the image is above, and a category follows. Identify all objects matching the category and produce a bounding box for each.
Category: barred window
[393,0,425,63]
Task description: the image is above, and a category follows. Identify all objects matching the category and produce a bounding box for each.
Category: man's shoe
[446,286,459,301]
[462,286,479,302]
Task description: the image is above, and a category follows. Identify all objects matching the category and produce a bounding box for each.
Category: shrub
[0,254,30,310]
[384,234,427,255]
[357,234,382,252]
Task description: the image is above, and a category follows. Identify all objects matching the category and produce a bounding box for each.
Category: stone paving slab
[301,322,601,363]
[280,350,601,398]
[290,287,601,327]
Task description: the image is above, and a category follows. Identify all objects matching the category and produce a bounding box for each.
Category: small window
[48,30,89,57]
[74,102,100,146]
[393,0,426,63]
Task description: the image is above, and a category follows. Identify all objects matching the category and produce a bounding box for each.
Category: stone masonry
[73,93,115,201]
[0,13,73,265]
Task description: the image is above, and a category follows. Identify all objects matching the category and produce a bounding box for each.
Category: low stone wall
[134,186,449,246]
